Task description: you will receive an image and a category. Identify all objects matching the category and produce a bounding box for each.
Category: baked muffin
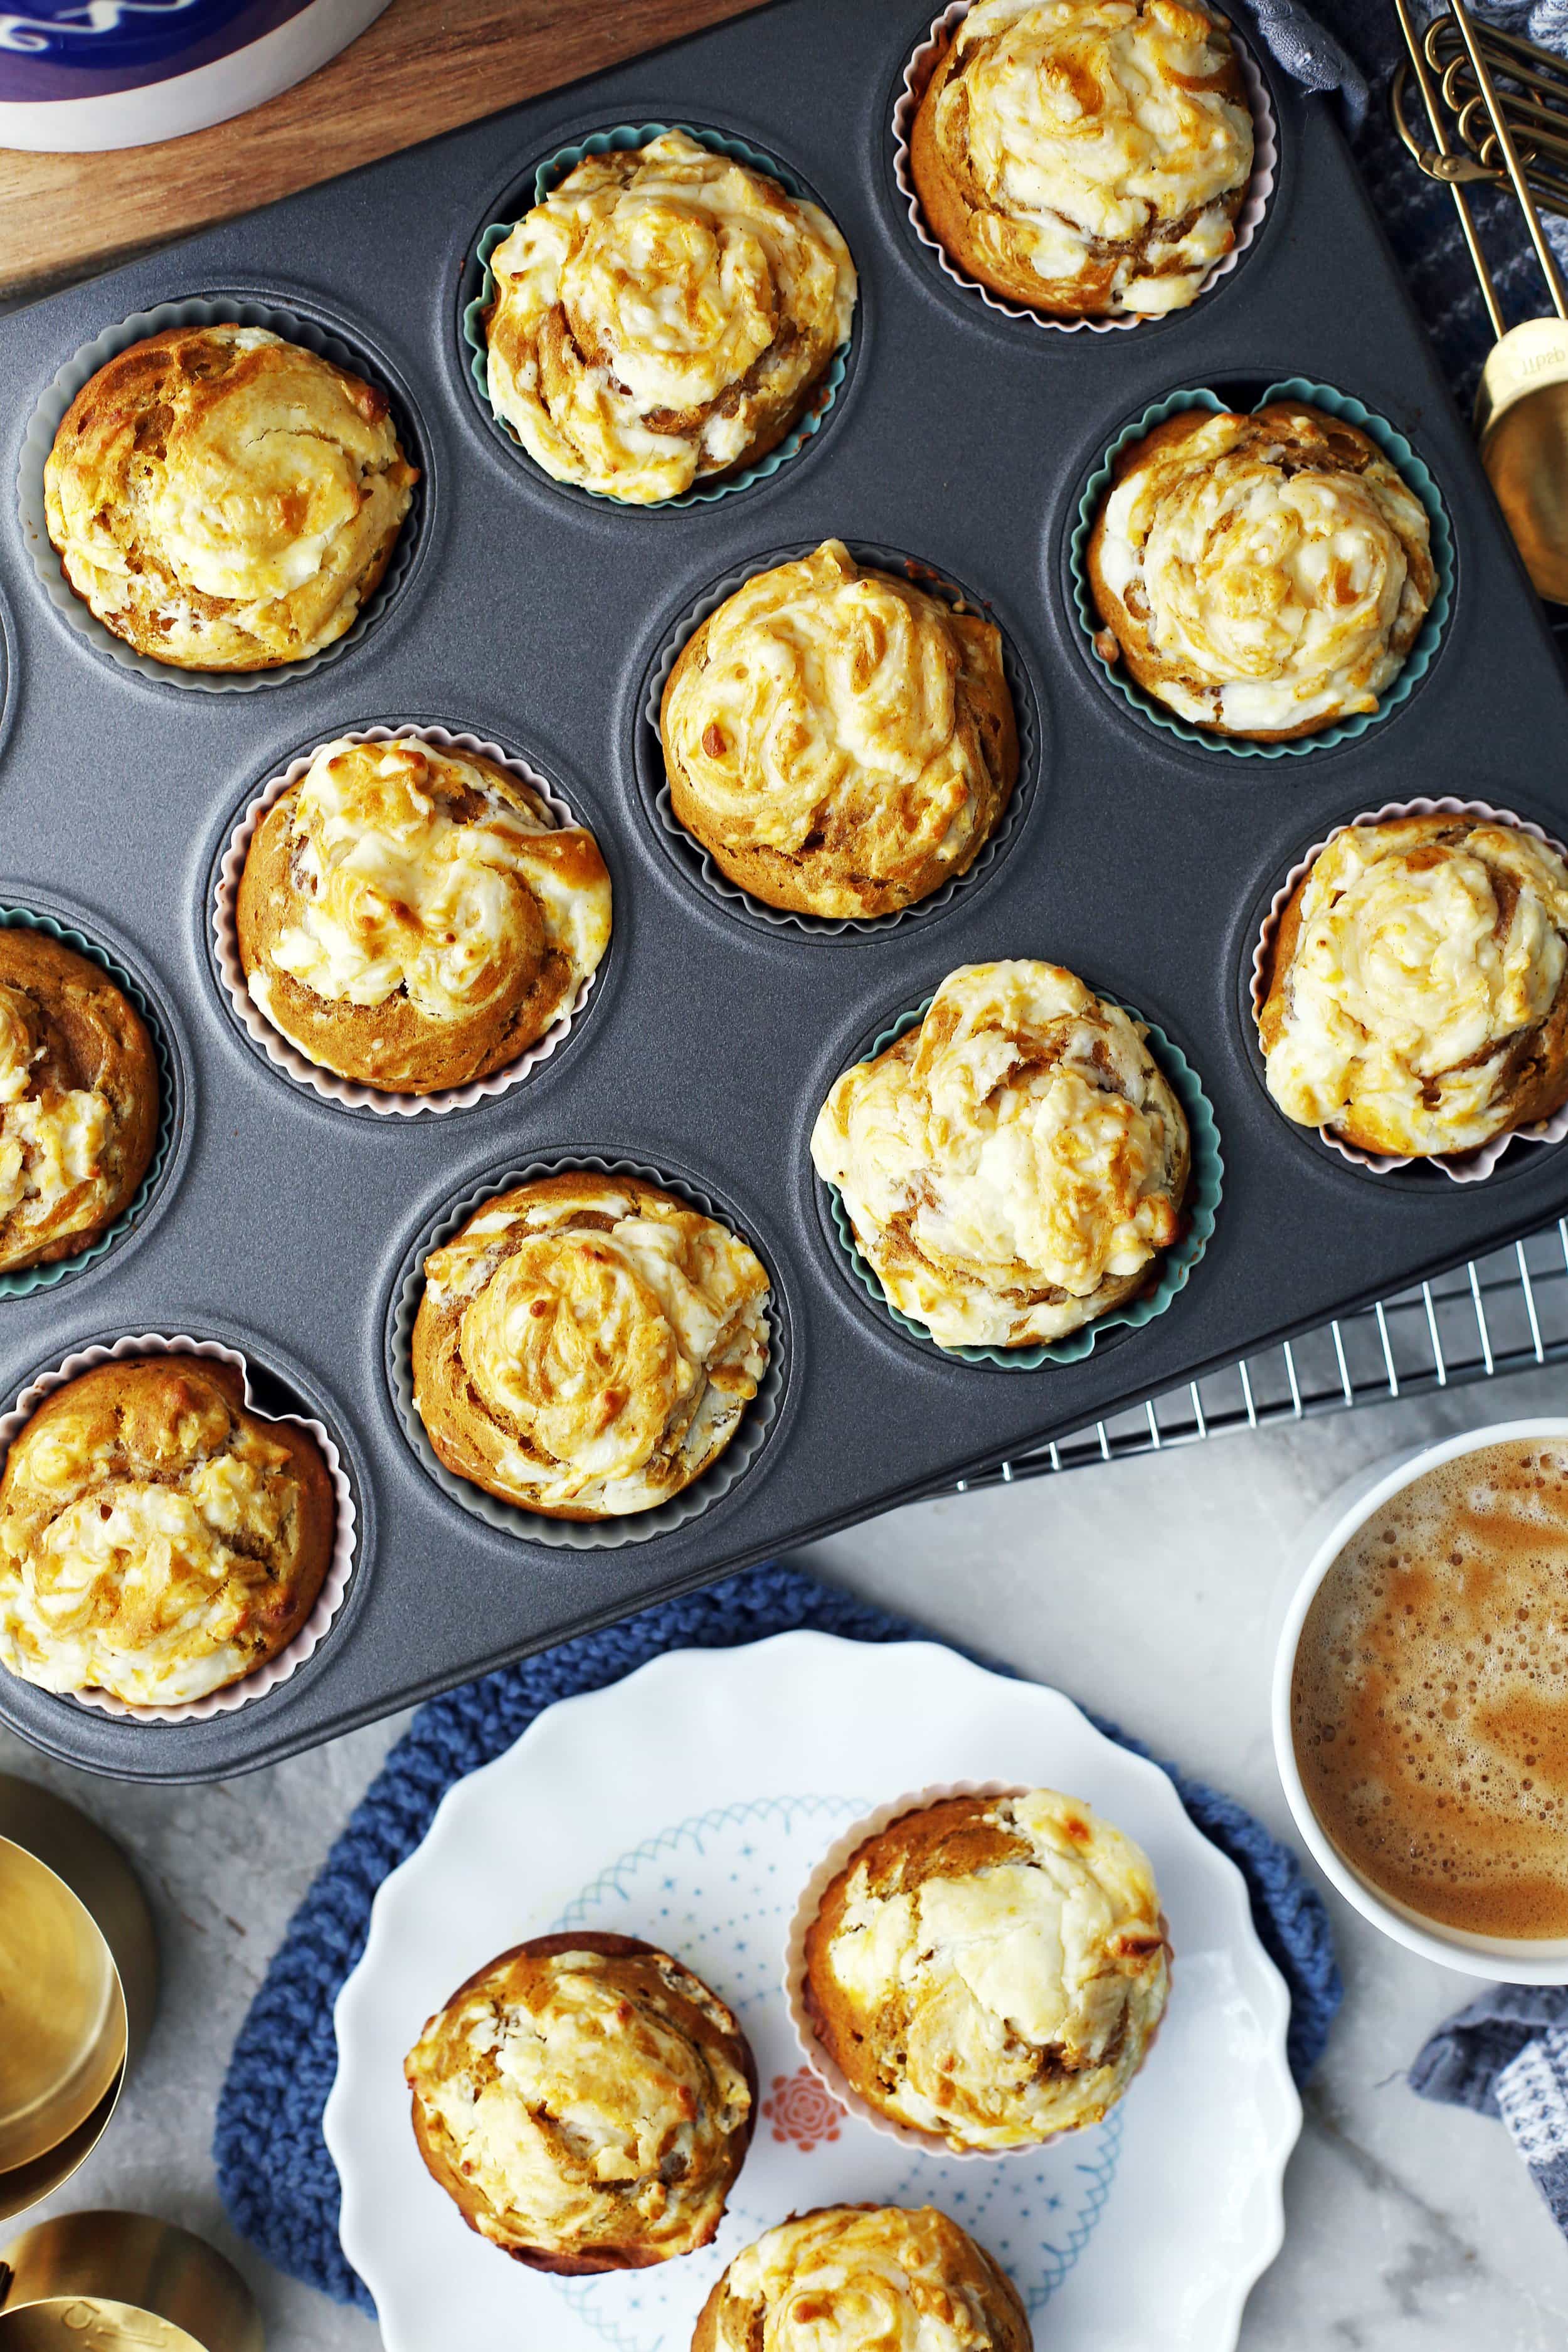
[692,2205,1030,2351]
[1259,814,1568,1158]
[483,129,856,502]
[660,541,1019,920]
[43,324,418,671]
[0,1355,334,1707]
[811,960,1190,1350]
[0,930,158,1273]
[412,1172,771,1520]
[1088,401,1436,741]
[236,734,612,1094]
[405,1931,755,2273]
[911,0,1254,319]
[801,1791,1170,2151]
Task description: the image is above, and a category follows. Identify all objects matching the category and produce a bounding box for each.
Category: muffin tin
[1,0,1565,1783]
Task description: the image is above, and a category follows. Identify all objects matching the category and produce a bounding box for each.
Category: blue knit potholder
[214,1564,1341,2311]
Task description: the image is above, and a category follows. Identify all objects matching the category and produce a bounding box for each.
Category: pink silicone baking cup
[784,1779,1172,2159]
[891,3,1277,335]
[213,724,604,1117]
[0,1333,358,1725]
[1251,798,1568,1184]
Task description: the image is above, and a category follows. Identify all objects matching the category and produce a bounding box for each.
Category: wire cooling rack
[948,1217,1568,1487]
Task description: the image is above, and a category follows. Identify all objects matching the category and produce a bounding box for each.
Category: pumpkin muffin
[1088,401,1436,740]
[692,2205,1031,2350]
[482,129,856,502]
[1259,813,1568,1158]
[0,929,158,1273]
[411,1172,770,1520]
[43,322,418,670]
[0,1354,334,1707]
[811,960,1190,1350]
[236,734,612,1094]
[800,1791,1170,2151]
[660,541,1019,919]
[911,0,1254,318]
[406,1931,756,2273]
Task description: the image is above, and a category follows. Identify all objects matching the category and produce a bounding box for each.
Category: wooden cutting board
[0,0,768,302]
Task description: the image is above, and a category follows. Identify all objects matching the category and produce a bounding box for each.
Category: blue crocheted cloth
[215,1564,1342,2312]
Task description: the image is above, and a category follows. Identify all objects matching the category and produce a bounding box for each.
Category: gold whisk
[1393,0,1568,601]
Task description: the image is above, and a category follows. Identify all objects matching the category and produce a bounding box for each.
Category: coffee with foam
[1292,1437,1568,1940]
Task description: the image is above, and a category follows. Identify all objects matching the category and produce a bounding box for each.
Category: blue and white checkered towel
[1412,1988,1568,2230]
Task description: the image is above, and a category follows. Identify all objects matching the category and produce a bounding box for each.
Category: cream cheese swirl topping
[716,2206,1021,2350]
[820,1793,1168,2148]
[1264,818,1568,1155]
[662,541,997,874]
[938,0,1254,312]
[261,736,610,1023]
[0,984,113,1248]
[810,960,1187,1347]
[406,1946,751,2257]
[1096,406,1434,731]
[484,130,856,501]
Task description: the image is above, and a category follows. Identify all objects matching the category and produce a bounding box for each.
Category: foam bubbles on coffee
[1292,1438,1568,1939]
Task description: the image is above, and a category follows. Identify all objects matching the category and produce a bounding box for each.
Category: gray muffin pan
[0,0,1564,1782]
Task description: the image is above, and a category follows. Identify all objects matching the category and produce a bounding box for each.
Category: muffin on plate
[43,322,418,671]
[405,1931,755,2273]
[236,734,612,1094]
[911,0,1254,318]
[1258,813,1568,1158]
[1087,401,1436,741]
[810,960,1189,1350]
[660,540,1019,919]
[0,929,159,1274]
[0,1355,335,1707]
[692,2204,1030,2350]
[482,129,856,502]
[411,1172,771,1519]
[800,1790,1170,2151]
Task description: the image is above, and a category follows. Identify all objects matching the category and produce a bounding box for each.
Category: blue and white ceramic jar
[0,0,391,150]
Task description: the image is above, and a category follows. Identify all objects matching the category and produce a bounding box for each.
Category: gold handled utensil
[0,2212,263,2351]
[0,1777,157,2223]
[1394,0,1568,602]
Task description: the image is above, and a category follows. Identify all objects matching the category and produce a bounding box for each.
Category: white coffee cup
[1273,1416,1568,1984]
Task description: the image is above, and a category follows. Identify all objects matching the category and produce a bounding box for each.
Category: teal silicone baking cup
[1068,378,1455,760]
[821,992,1222,1369]
[0,908,176,1299]
[460,122,853,511]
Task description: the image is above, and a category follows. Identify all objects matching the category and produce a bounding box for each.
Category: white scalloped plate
[327,1634,1298,2352]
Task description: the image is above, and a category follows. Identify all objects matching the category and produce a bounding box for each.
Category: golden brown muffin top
[43,324,417,670]
[804,1792,1169,2150]
[238,735,612,1092]
[694,2204,1031,2351]
[810,960,1188,1349]
[661,541,1018,919]
[916,0,1252,317]
[413,1173,770,1518]
[1091,403,1435,737]
[0,1355,334,1707]
[405,1932,754,2270]
[1260,815,1568,1157]
[0,930,158,1275]
[484,130,856,502]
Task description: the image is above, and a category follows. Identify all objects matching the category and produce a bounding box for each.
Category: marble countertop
[7,1369,1568,2350]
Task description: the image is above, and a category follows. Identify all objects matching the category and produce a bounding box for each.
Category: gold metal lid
[0,2213,262,2352]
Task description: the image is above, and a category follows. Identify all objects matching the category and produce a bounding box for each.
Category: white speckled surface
[6,1372,1568,2348]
